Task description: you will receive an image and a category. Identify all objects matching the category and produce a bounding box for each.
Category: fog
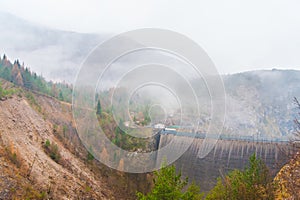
[0,12,108,83]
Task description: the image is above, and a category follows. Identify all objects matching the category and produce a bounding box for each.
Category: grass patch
[5,143,23,168]
[25,92,42,113]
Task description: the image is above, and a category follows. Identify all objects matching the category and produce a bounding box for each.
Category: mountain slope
[0,84,113,199]
[222,69,300,138]
[0,78,152,199]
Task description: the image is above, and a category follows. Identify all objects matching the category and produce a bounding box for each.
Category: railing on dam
[160,129,290,143]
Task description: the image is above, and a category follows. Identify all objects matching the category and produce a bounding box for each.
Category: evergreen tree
[96,99,102,116]
[206,154,277,200]
[0,54,72,102]
[137,163,203,200]
[58,90,64,101]
[0,67,11,81]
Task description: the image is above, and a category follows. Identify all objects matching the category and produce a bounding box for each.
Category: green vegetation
[87,151,94,161]
[43,139,61,163]
[5,145,23,168]
[112,125,148,151]
[25,92,42,112]
[206,154,277,200]
[95,90,153,152]
[20,186,47,200]
[130,104,152,126]
[0,81,17,99]
[137,154,277,200]
[62,125,68,137]
[0,82,6,99]
[0,54,72,102]
[97,108,148,151]
[87,146,95,162]
[136,163,203,200]
[141,105,151,126]
[96,99,102,116]
[53,124,58,134]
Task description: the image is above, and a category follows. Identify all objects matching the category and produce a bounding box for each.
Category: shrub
[5,143,23,168]
[45,139,50,147]
[43,140,61,163]
[0,81,15,100]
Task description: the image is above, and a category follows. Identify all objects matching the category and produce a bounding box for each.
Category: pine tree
[59,90,64,101]
[206,154,277,200]
[137,163,203,200]
[96,99,102,116]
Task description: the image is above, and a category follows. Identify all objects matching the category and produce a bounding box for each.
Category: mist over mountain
[1,12,299,139]
[0,12,108,83]
[223,69,300,138]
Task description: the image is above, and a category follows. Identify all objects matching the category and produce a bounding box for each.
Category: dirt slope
[0,93,114,199]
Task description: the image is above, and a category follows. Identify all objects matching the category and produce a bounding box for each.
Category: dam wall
[156,133,293,192]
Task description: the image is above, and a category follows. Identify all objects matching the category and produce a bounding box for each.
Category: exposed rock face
[222,70,300,138]
[0,95,114,199]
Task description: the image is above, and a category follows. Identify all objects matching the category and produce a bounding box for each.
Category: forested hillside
[0,54,72,102]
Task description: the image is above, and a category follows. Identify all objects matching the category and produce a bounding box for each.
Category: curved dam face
[156,134,292,192]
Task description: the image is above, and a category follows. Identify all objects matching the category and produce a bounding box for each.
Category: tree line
[0,54,72,102]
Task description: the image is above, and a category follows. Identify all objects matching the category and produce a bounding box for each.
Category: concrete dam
[155,132,293,192]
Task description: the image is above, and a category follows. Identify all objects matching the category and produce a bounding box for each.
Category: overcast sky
[0,0,300,74]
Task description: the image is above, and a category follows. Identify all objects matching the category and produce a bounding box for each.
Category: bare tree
[293,97,300,143]
[275,97,300,199]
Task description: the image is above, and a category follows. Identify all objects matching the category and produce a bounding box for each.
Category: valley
[0,55,300,199]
